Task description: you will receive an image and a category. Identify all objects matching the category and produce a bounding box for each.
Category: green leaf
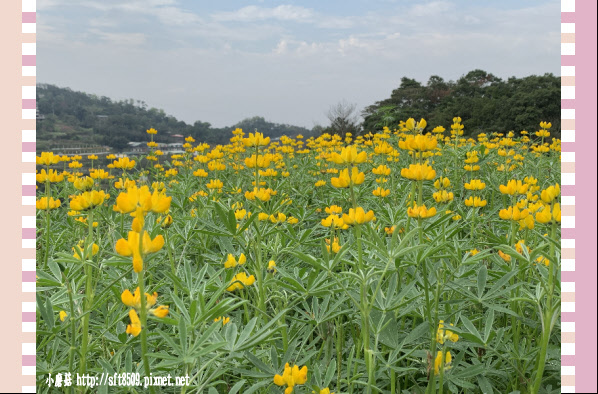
[179,317,188,354]
[48,260,63,282]
[483,309,494,344]
[477,375,494,394]
[460,315,484,346]
[228,380,246,394]
[477,264,487,298]
[42,294,54,330]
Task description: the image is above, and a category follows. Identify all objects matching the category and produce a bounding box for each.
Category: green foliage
[362,70,561,137]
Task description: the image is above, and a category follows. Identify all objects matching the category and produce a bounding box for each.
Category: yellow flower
[464,179,486,190]
[287,217,299,224]
[436,320,459,344]
[540,184,560,203]
[398,134,437,151]
[372,187,390,197]
[159,214,173,229]
[245,154,272,168]
[400,163,436,181]
[36,152,62,165]
[59,311,67,322]
[36,169,64,183]
[267,260,277,274]
[73,176,94,191]
[372,165,391,176]
[535,129,550,137]
[115,231,165,272]
[227,272,256,291]
[193,169,208,177]
[325,238,341,253]
[434,351,452,375]
[463,164,480,171]
[313,389,334,394]
[115,178,136,189]
[499,206,529,221]
[433,190,454,203]
[112,157,136,169]
[146,128,158,134]
[126,309,142,337]
[69,190,109,211]
[499,180,529,195]
[321,215,347,229]
[516,213,533,230]
[464,196,487,207]
[224,253,246,269]
[535,203,560,223]
[151,305,169,318]
[269,212,287,223]
[214,316,230,325]
[536,255,550,266]
[36,197,61,210]
[325,205,343,215]
[342,207,375,225]
[243,131,270,147]
[498,250,511,262]
[89,169,111,180]
[121,287,158,309]
[245,187,274,202]
[258,212,270,221]
[407,204,437,219]
[315,180,326,187]
[330,168,350,188]
[273,363,308,394]
[113,185,153,214]
[329,145,367,165]
[539,121,552,129]
[207,179,224,191]
[434,177,451,189]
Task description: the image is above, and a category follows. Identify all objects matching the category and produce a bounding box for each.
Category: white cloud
[212,5,315,23]
[88,29,147,46]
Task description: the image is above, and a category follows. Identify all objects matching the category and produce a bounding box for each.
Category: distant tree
[325,100,361,138]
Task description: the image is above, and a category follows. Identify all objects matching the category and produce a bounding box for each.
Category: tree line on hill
[36,70,560,151]
[36,84,316,150]
[358,69,561,138]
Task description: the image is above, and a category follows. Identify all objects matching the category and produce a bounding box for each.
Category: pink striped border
[560,1,575,391]
[561,0,598,392]
[21,0,37,392]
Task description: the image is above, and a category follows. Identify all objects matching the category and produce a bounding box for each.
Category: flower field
[36,119,562,393]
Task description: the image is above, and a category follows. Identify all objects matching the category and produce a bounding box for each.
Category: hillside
[35,83,316,152]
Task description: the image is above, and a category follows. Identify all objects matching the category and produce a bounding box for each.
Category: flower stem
[78,210,95,377]
[137,269,154,394]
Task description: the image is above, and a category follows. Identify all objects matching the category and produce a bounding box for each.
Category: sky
[37,0,561,129]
